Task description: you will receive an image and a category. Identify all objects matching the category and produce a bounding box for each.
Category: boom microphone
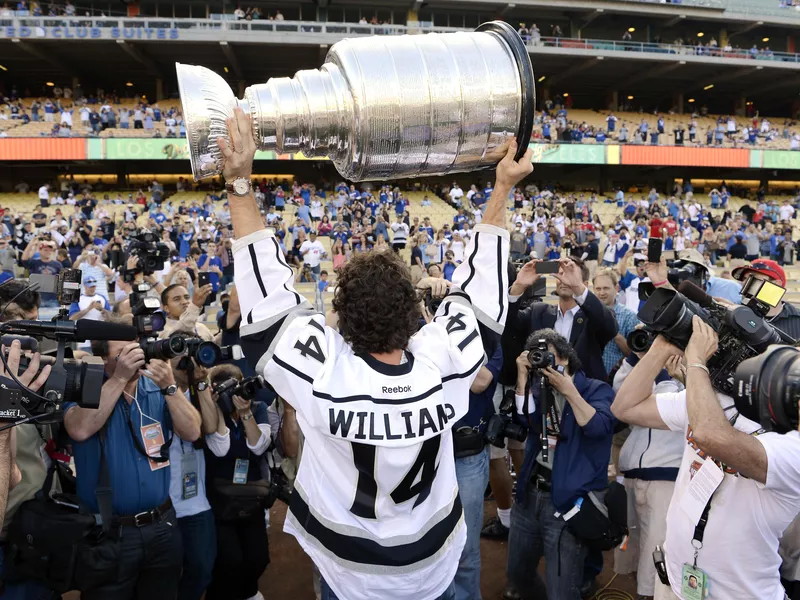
[677,280,714,309]
[1,319,138,342]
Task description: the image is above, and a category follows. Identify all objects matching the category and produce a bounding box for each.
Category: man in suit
[503,258,618,383]
[500,257,618,599]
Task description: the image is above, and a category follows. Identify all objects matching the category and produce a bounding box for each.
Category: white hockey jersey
[232,223,509,600]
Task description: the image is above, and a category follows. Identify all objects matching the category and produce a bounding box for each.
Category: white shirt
[780,204,795,221]
[38,185,49,201]
[449,187,464,202]
[300,239,326,267]
[554,287,588,341]
[656,391,800,600]
[623,275,649,312]
[450,238,466,263]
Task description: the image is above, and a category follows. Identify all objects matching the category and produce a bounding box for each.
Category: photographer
[505,329,615,600]
[167,348,220,600]
[63,316,202,600]
[646,248,742,305]
[204,364,271,600]
[731,259,800,339]
[504,258,617,383]
[612,321,800,600]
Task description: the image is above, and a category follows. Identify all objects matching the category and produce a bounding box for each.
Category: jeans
[0,546,56,600]
[81,507,183,600]
[506,483,586,600]
[454,446,490,600]
[321,579,456,600]
[177,510,217,600]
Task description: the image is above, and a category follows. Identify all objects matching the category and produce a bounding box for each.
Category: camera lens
[637,288,696,350]
[627,329,653,354]
[194,341,220,368]
[734,345,800,433]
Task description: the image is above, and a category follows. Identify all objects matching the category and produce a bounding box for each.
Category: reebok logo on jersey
[382,385,412,394]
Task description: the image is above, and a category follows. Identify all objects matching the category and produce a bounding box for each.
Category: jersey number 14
[350,436,441,519]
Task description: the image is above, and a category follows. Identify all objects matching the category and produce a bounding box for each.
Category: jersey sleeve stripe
[288,486,464,569]
[249,244,268,298]
[272,237,303,306]
[313,384,443,405]
[459,232,480,290]
[441,355,484,382]
[272,354,315,385]
[496,236,507,323]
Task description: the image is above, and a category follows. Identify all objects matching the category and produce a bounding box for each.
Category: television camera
[634,280,793,397]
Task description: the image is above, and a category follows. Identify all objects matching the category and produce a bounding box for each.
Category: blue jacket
[516,371,616,513]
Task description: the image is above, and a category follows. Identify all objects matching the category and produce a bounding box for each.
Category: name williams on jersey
[329,402,457,441]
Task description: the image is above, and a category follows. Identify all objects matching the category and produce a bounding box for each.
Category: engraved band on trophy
[176,21,535,182]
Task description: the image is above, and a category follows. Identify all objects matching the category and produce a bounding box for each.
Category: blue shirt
[65,377,172,515]
[198,255,223,291]
[297,204,311,225]
[707,276,742,304]
[602,303,640,374]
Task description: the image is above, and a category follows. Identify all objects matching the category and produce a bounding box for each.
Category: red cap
[731,259,786,287]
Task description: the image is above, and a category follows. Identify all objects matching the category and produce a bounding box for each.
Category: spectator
[68,275,111,346]
[591,268,640,375]
[504,258,617,384]
[300,231,326,281]
[74,247,115,299]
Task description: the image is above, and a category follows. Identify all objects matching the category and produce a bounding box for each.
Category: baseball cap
[731,259,786,287]
[83,276,97,286]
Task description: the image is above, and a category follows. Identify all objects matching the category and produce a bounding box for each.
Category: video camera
[636,280,790,396]
[212,375,267,417]
[125,230,170,277]
[733,345,800,434]
[29,269,82,308]
[0,318,137,425]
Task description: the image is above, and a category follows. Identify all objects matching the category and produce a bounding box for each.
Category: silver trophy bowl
[177,21,534,182]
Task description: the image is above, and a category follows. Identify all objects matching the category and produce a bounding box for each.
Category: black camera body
[638,287,785,396]
[213,375,267,416]
[126,231,170,276]
[528,345,556,371]
[485,388,527,448]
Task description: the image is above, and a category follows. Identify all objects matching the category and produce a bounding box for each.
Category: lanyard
[121,389,172,462]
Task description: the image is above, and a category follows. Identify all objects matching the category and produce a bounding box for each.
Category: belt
[531,464,552,492]
[113,498,173,528]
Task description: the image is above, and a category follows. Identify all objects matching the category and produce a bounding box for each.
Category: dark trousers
[81,507,183,600]
[177,510,217,600]
[206,511,270,600]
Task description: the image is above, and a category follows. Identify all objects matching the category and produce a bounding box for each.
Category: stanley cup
[176,21,535,182]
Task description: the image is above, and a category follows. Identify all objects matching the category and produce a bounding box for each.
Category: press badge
[681,564,708,600]
[233,458,249,484]
[140,422,170,471]
[181,452,198,499]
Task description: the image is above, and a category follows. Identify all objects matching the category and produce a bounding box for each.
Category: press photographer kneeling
[504,329,620,600]
[204,364,271,600]
[613,306,800,599]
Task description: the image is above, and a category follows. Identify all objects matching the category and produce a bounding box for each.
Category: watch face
[233,179,250,195]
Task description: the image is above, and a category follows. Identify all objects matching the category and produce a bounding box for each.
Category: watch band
[240,412,253,421]
[161,384,178,396]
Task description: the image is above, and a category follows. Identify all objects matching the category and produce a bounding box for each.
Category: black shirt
[771,301,800,340]
[730,242,748,259]
[674,128,685,145]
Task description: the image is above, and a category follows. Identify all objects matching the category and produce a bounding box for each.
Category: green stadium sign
[86,139,278,161]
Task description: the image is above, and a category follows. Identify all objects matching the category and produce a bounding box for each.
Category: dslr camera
[485,388,527,448]
[213,375,267,417]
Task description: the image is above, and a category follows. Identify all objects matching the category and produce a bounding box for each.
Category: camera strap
[691,495,713,568]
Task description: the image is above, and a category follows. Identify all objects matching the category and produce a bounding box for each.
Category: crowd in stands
[1,165,800,600]
[534,101,800,150]
[0,90,184,138]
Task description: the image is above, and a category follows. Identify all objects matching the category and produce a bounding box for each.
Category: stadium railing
[1,16,800,64]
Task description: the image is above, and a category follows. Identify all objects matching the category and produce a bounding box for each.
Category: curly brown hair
[332,250,421,355]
